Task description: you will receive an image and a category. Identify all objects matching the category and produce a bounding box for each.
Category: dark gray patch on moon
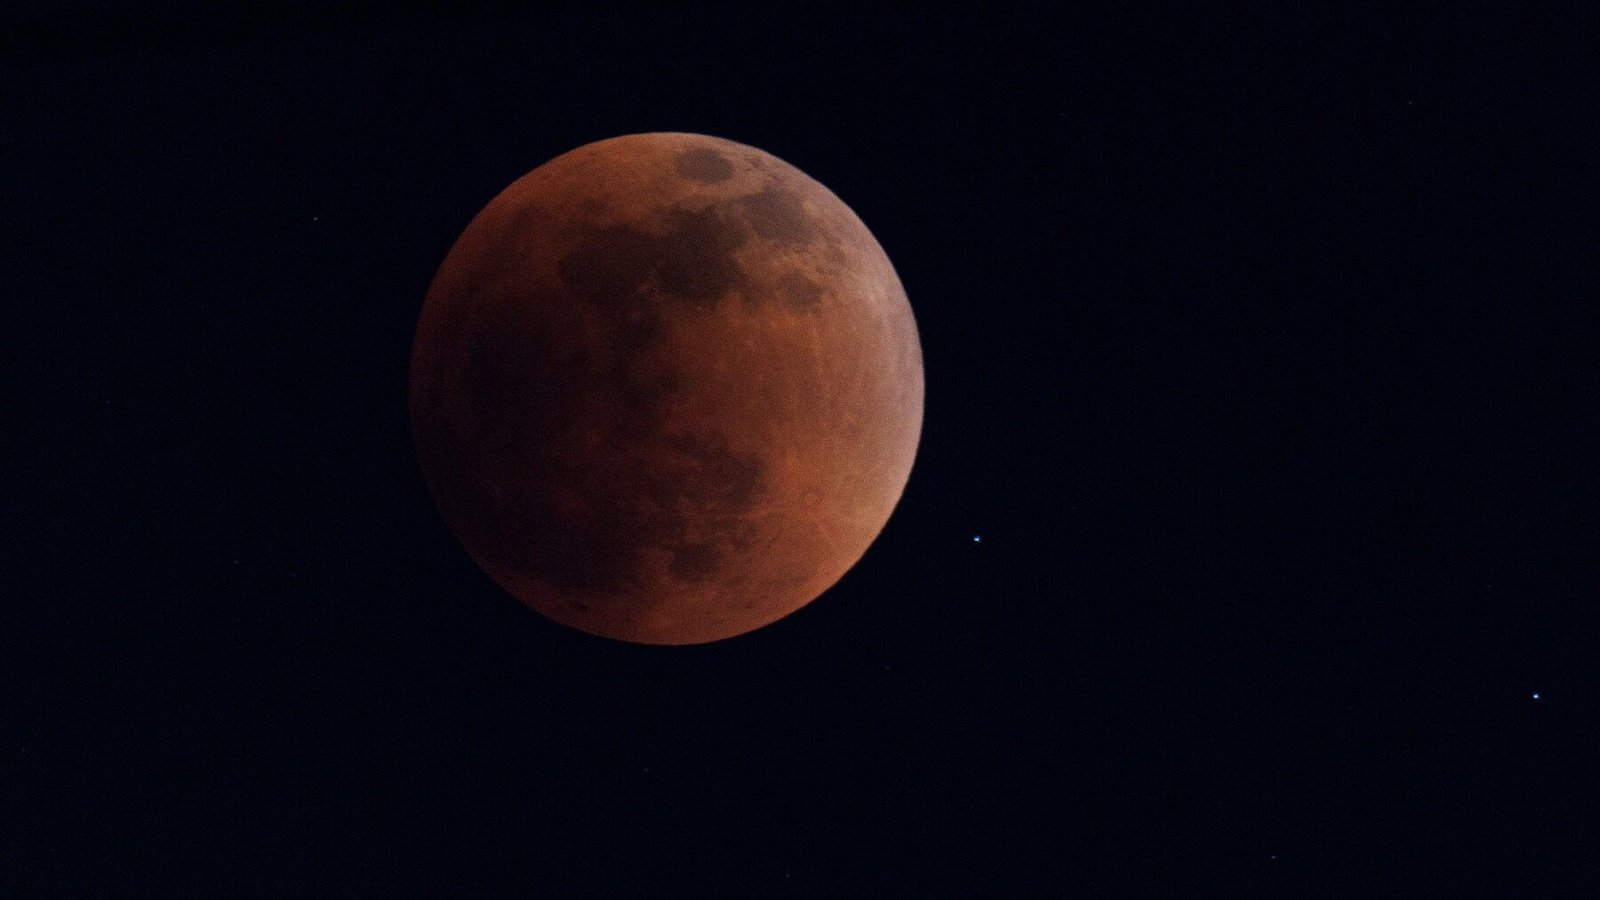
[674,147,735,183]
[663,432,766,517]
[557,206,751,310]
[737,183,818,247]
[612,307,678,439]
[655,432,767,581]
[778,271,825,312]
[557,224,666,310]
[651,207,749,306]
[463,423,769,599]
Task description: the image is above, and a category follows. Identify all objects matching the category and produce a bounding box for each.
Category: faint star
[972,534,982,543]
[1532,692,1541,701]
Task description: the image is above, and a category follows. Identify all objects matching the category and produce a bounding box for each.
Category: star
[971,534,982,543]
[1532,692,1541,701]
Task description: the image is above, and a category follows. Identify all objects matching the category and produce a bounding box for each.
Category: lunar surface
[409,132,923,644]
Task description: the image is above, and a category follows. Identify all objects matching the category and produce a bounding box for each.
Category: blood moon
[408,133,923,644]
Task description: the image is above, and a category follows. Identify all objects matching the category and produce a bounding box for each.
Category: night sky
[7,3,1594,895]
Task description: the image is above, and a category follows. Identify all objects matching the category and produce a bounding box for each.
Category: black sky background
[6,2,1596,895]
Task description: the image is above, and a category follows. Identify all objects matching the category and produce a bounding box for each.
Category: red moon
[409,133,923,644]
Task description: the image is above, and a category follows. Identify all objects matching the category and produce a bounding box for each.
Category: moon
[409,133,923,644]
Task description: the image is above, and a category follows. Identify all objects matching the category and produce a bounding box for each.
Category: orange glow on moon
[409,133,922,644]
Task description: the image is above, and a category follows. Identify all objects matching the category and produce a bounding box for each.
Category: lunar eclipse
[409,133,923,644]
